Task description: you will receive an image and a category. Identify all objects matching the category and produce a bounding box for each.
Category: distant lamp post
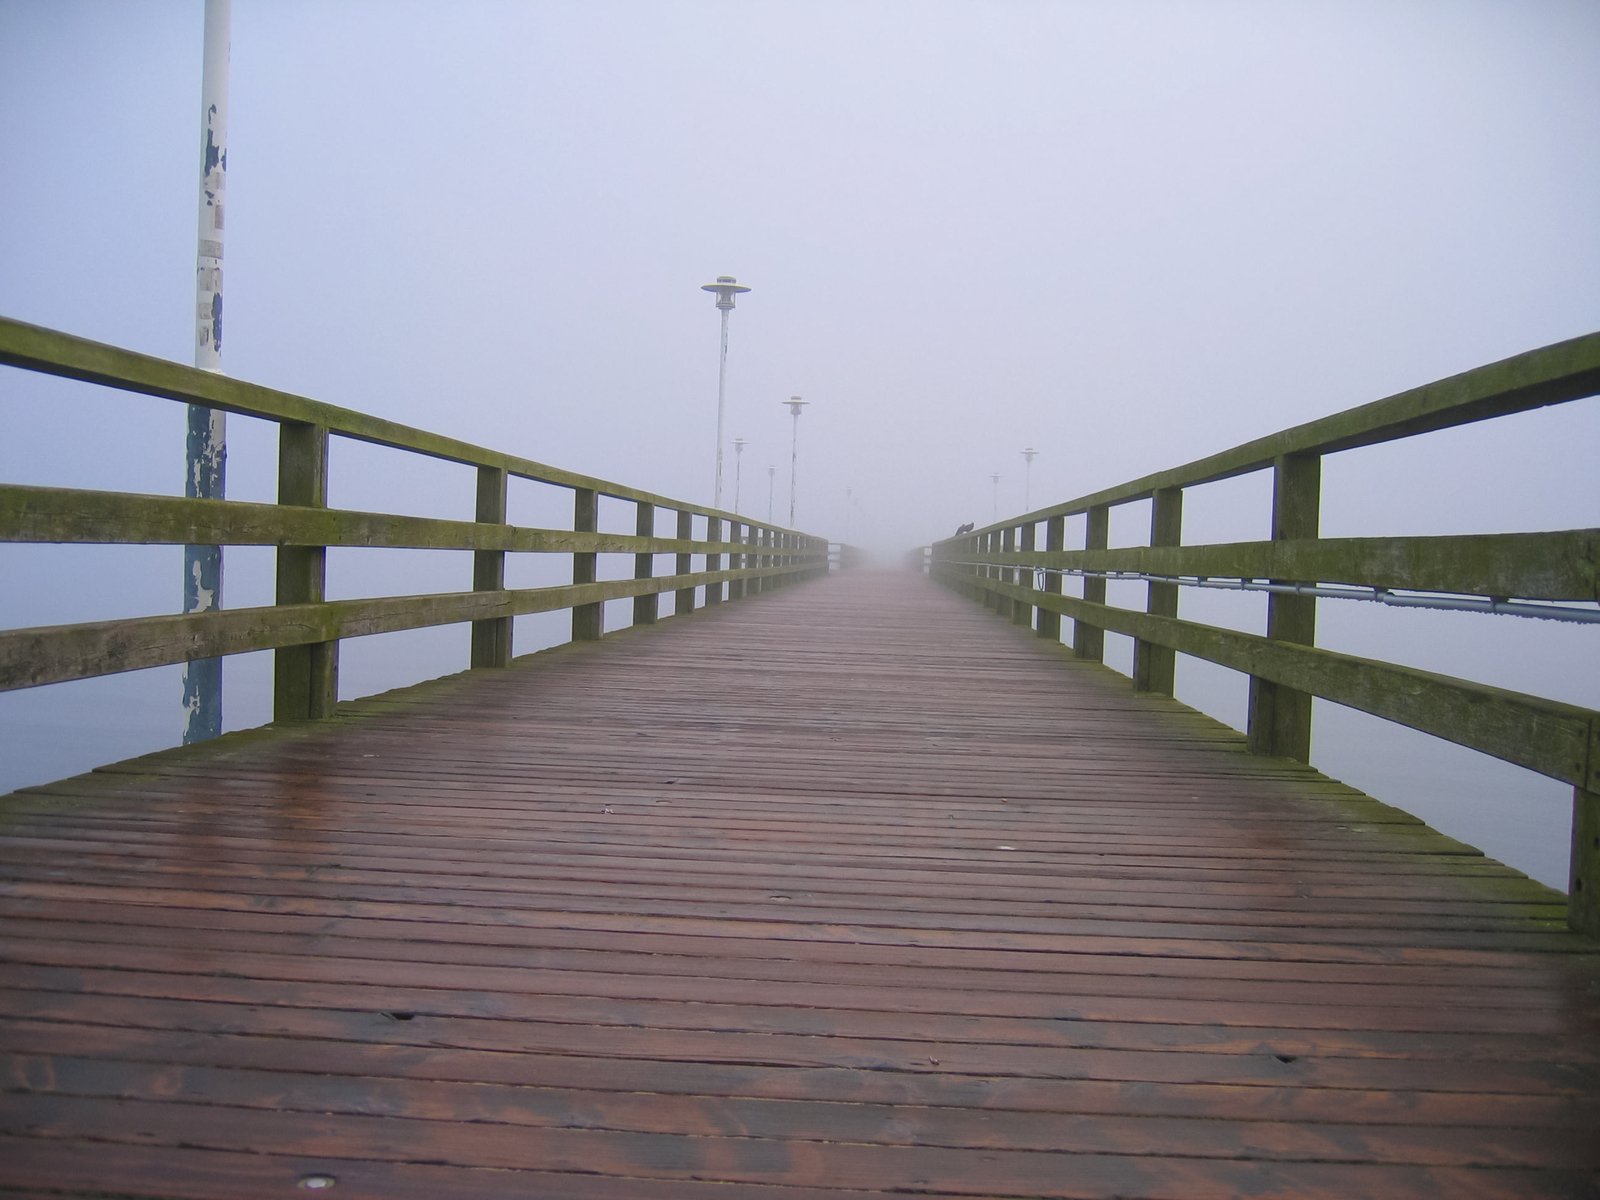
[732,437,747,513]
[1021,446,1038,511]
[700,275,751,508]
[783,396,808,526]
[990,472,1001,523]
[767,465,776,523]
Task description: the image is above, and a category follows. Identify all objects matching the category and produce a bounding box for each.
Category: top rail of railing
[0,316,773,520]
[950,330,1600,538]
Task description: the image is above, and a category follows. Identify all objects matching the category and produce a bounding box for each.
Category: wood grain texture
[2,569,1597,1199]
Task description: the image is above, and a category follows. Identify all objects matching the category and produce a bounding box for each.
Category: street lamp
[990,472,1001,523]
[732,437,747,513]
[783,396,808,526]
[1021,446,1038,511]
[700,274,751,508]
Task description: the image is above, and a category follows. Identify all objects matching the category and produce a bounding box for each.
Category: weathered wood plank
[2,569,1597,1199]
[0,564,813,691]
[968,528,1600,603]
[0,316,797,529]
[949,327,1600,531]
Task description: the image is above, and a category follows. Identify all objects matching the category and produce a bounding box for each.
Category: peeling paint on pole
[183,0,229,744]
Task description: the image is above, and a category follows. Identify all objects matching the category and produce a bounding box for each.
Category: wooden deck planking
[2,567,1598,1198]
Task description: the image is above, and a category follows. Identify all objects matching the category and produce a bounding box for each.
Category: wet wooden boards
[2,569,1597,1197]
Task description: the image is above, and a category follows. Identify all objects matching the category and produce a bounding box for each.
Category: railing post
[705,516,724,605]
[572,487,602,641]
[675,510,695,614]
[1075,504,1108,663]
[1038,515,1064,640]
[1573,783,1600,938]
[1247,453,1321,760]
[984,531,1000,612]
[1013,522,1034,628]
[727,521,744,600]
[1004,531,1017,633]
[273,422,337,721]
[470,465,510,668]
[632,500,658,626]
[1133,487,1183,695]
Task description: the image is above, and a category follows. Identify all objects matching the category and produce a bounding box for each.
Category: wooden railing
[928,331,1600,934]
[830,543,869,571]
[0,316,829,724]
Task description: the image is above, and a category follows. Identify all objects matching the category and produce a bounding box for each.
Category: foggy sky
[5,0,1596,549]
[2,1,1598,884]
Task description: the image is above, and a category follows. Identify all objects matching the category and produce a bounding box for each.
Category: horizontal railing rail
[926,330,1600,935]
[0,316,830,723]
[963,331,1600,531]
[961,530,1598,603]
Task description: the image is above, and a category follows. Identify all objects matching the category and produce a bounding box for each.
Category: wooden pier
[3,568,1597,1198]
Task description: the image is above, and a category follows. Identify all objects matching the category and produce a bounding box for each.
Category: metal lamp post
[183,0,230,745]
[990,472,1001,523]
[732,437,747,513]
[1021,446,1038,511]
[783,396,808,526]
[700,275,751,508]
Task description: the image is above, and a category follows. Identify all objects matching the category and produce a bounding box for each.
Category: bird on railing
[954,522,975,535]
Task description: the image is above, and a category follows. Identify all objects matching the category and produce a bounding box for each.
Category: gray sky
[2,0,1598,882]
[5,0,1596,546]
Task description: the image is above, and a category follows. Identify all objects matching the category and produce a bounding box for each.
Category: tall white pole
[733,437,746,514]
[700,276,750,508]
[713,305,730,507]
[183,0,230,744]
[990,472,1000,523]
[1021,447,1038,511]
[784,396,807,526]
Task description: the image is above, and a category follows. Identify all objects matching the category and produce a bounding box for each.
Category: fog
[2,1,1597,885]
